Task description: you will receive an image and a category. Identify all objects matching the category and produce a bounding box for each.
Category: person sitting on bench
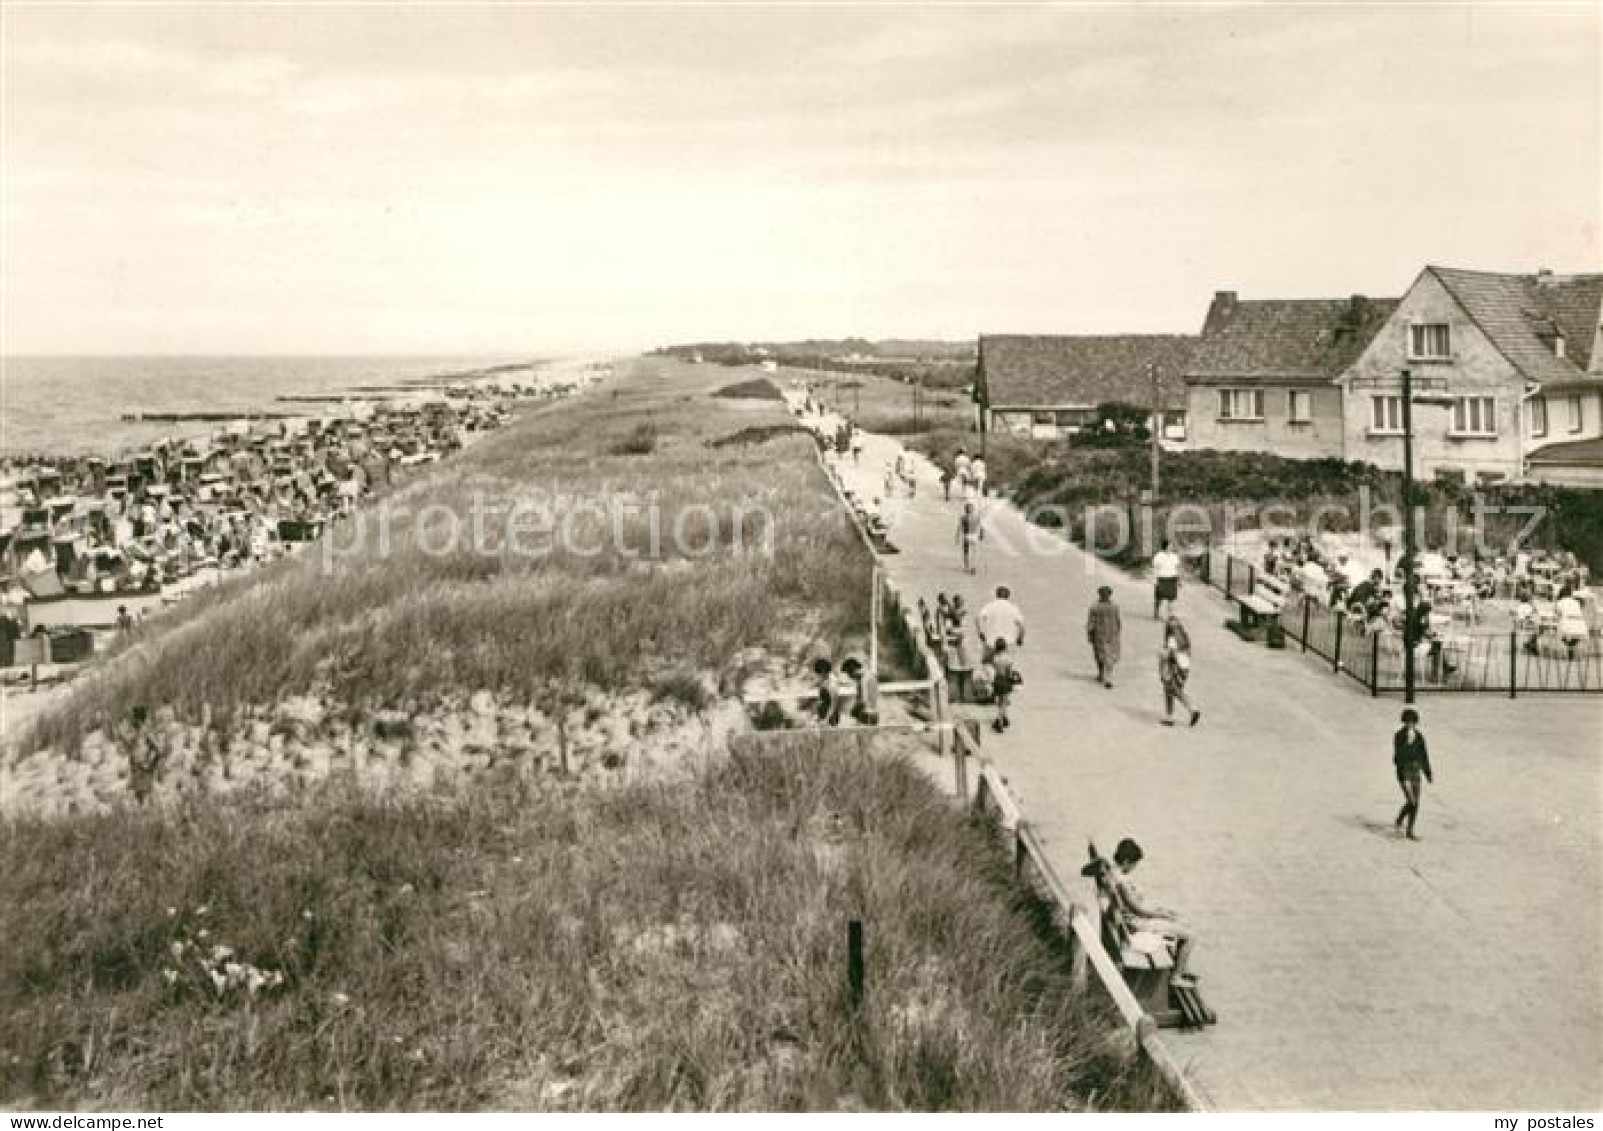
[1109,838,1199,985]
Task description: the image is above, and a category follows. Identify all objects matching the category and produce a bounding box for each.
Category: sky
[1,3,1598,355]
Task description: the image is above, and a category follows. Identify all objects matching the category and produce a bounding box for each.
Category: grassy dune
[20,358,869,759]
[2,357,1178,1111]
[781,368,972,435]
[0,737,1176,1111]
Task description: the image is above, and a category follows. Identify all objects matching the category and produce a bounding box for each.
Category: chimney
[1536,268,1556,287]
[1207,290,1238,331]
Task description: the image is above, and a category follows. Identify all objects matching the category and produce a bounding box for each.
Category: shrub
[712,378,783,401]
[609,422,658,456]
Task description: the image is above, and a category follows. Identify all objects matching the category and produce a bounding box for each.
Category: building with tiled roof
[1526,435,1603,488]
[1340,266,1603,484]
[973,334,1197,440]
[1183,291,1398,458]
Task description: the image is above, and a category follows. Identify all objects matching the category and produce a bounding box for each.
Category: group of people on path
[1082,578,1199,725]
[922,586,1023,733]
[818,409,1436,844]
[942,446,986,502]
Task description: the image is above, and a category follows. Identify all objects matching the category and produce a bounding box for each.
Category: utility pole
[1148,362,1162,500]
[978,382,988,461]
[1401,366,1417,705]
[1389,366,1454,704]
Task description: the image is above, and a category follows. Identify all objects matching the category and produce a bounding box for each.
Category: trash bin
[1266,619,1287,650]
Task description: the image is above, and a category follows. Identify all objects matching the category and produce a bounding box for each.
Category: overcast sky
[2,3,1598,355]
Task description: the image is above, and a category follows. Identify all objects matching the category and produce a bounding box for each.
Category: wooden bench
[1082,843,1216,1030]
[1229,570,1290,643]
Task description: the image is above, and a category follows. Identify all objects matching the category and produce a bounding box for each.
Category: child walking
[989,638,1018,732]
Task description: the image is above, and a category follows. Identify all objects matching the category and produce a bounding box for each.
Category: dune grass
[0,737,1178,1111]
[20,358,871,755]
[786,369,972,435]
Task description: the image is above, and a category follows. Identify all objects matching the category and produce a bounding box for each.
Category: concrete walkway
[833,427,1602,1111]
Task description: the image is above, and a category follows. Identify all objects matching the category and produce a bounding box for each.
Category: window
[1409,323,1451,359]
[1451,396,1496,436]
[1217,388,1264,421]
[1530,397,1548,438]
[1569,395,1584,433]
[1371,395,1403,434]
[1288,390,1312,424]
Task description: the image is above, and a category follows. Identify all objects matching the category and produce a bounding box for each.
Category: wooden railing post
[1509,629,1518,700]
[1068,905,1089,992]
[847,919,865,1013]
[934,677,968,800]
[952,720,970,803]
[1333,609,1344,673]
[869,565,881,679]
[1370,629,1381,697]
[1225,555,1233,596]
[1301,597,1312,652]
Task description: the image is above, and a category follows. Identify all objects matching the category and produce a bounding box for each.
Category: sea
[0,355,548,460]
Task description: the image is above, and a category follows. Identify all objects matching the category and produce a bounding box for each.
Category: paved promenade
[836,428,1602,1111]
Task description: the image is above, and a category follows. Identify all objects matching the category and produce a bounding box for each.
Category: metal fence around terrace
[1198,549,1603,697]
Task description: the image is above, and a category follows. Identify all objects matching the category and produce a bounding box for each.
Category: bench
[1229,569,1290,643]
[1082,843,1216,1030]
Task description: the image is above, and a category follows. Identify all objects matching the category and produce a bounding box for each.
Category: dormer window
[1554,336,1566,359]
[1409,323,1451,360]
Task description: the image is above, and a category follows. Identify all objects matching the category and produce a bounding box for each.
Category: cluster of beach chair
[0,386,554,655]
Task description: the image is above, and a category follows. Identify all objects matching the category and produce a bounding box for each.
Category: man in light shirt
[977,585,1025,661]
[1151,539,1181,619]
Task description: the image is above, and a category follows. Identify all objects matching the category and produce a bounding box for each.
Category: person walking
[970,455,987,501]
[1152,539,1181,619]
[1158,612,1201,726]
[956,501,982,574]
[1086,585,1122,688]
[896,449,917,498]
[1392,707,1434,840]
[989,638,1019,732]
[977,585,1024,661]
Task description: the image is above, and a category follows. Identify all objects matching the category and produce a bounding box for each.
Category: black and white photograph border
[1,1,1599,1118]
